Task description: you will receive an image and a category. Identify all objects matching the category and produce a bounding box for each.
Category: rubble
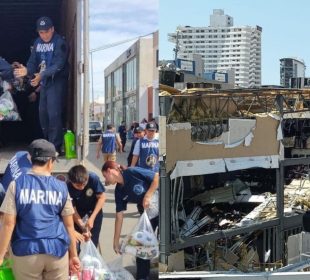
[161,88,310,273]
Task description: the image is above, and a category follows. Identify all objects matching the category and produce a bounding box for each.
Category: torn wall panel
[166,115,280,172]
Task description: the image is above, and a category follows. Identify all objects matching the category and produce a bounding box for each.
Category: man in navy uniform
[96,124,122,162]
[118,121,127,152]
[131,122,159,173]
[0,139,80,279]
[0,151,32,223]
[0,57,14,146]
[14,16,69,153]
[101,161,159,280]
[67,164,106,247]
[0,151,32,208]
[0,57,13,81]
[127,126,145,166]
[1,151,32,192]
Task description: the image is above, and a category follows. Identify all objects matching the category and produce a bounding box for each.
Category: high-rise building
[280,57,306,88]
[168,9,262,88]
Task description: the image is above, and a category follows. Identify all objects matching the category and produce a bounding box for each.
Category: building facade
[168,9,262,88]
[280,57,306,88]
[89,100,104,122]
[104,32,159,128]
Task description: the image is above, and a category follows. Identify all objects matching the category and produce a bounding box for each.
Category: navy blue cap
[36,16,53,31]
[146,122,157,131]
[28,139,58,159]
[134,126,144,133]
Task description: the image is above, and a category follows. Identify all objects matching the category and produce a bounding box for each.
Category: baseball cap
[146,122,157,131]
[134,126,144,133]
[28,139,58,159]
[36,16,53,31]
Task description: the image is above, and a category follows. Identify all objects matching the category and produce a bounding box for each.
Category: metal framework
[159,88,310,271]
[165,88,310,124]
[159,157,310,267]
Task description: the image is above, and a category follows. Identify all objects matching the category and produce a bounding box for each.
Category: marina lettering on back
[20,189,63,206]
[102,133,114,138]
[9,155,22,180]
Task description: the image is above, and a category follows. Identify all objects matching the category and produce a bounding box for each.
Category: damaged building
[159,85,310,274]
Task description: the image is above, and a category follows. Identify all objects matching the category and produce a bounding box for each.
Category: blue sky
[89,0,158,102]
[159,0,309,85]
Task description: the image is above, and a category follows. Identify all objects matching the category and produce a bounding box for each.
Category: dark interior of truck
[0,0,64,147]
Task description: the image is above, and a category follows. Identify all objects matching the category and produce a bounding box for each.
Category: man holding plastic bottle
[101,161,159,280]
[67,164,106,247]
[14,16,69,153]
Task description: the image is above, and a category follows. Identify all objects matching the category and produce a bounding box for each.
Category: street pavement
[86,140,158,279]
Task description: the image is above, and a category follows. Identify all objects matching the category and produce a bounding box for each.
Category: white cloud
[89,0,158,101]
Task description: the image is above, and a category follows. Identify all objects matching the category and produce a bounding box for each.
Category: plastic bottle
[82,214,91,241]
[64,130,77,159]
[39,60,46,73]
[82,214,89,232]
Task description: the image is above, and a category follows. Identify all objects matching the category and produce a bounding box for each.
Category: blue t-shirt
[67,172,105,217]
[1,151,32,191]
[115,167,156,212]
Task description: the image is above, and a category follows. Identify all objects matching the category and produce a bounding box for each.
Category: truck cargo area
[0,0,79,169]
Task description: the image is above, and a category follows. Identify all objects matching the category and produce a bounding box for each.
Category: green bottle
[64,130,77,159]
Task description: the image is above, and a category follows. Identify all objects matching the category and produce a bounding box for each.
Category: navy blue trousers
[90,212,103,247]
[39,78,67,150]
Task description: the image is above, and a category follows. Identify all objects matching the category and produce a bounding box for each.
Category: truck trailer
[0,0,94,176]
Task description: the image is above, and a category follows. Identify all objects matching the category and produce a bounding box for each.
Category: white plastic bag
[79,240,116,280]
[145,190,159,219]
[107,256,135,280]
[120,212,158,260]
[0,90,21,121]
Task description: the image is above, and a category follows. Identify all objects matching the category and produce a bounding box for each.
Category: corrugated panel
[0,0,63,63]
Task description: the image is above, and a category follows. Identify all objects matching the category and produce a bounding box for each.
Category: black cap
[134,126,144,133]
[36,16,53,31]
[28,139,58,159]
[146,122,157,131]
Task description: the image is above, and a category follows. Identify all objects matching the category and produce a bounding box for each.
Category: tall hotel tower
[168,9,262,88]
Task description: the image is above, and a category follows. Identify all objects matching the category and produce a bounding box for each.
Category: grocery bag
[79,240,115,280]
[0,259,15,280]
[107,256,134,280]
[145,190,159,219]
[120,212,159,260]
[0,90,21,121]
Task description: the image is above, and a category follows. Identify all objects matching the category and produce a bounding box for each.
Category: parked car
[89,121,102,142]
